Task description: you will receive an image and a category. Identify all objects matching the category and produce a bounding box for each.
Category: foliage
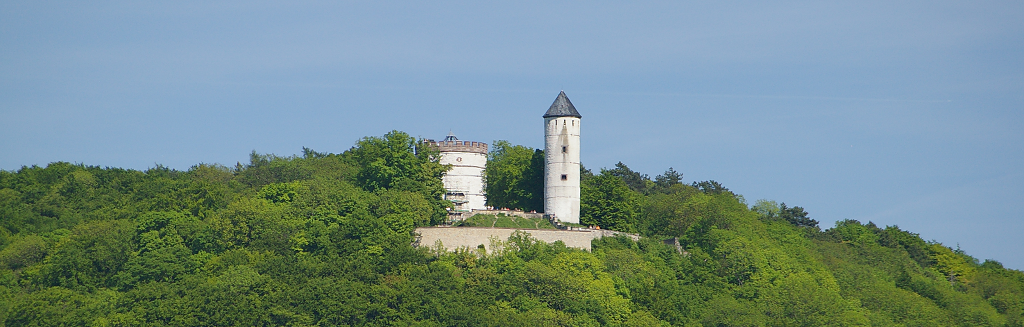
[652,167,683,193]
[601,162,683,195]
[0,135,1021,326]
[691,180,729,195]
[753,200,819,228]
[604,162,650,193]
[779,202,818,228]
[581,172,642,232]
[484,141,544,212]
[350,130,450,225]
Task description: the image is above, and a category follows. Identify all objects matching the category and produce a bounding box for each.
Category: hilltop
[0,131,1021,326]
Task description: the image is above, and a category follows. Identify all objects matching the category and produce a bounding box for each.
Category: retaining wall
[413,227,639,253]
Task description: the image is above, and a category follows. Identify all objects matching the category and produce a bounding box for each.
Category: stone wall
[413,226,639,253]
[425,140,488,154]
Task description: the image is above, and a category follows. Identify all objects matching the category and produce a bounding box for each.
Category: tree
[751,199,781,220]
[521,149,546,212]
[653,168,682,189]
[640,186,701,237]
[349,131,449,224]
[580,165,594,181]
[484,141,543,211]
[581,172,642,232]
[350,131,445,194]
[605,162,650,193]
[38,220,136,290]
[779,202,817,228]
[691,180,729,194]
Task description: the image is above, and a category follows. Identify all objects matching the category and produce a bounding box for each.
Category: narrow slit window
[561,145,567,153]
[561,174,568,181]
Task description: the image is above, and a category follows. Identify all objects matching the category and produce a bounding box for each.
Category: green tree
[350,131,449,224]
[581,172,642,232]
[651,167,683,194]
[751,199,781,220]
[0,235,47,270]
[522,149,546,211]
[37,220,136,290]
[691,180,729,194]
[605,162,651,193]
[351,131,445,194]
[484,141,543,211]
[780,202,818,228]
[640,185,701,237]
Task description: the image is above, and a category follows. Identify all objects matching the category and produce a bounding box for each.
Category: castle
[416,92,640,253]
[427,91,583,224]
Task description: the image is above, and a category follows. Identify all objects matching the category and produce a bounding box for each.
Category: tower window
[561,145,567,153]
[561,174,568,181]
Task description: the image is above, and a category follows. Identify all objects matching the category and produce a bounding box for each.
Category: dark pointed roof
[543,91,582,118]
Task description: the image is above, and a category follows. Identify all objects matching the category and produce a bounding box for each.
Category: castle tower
[543,91,582,224]
[427,132,488,214]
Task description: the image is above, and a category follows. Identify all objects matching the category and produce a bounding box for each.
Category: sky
[2,1,1022,269]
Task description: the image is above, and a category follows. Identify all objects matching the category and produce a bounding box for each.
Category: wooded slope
[0,131,1021,326]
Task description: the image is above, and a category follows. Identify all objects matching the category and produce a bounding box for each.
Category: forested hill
[1,131,1022,326]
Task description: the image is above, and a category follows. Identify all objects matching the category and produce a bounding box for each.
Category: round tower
[543,91,582,224]
[428,132,488,214]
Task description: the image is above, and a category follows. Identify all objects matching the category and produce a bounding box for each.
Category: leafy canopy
[0,136,1021,326]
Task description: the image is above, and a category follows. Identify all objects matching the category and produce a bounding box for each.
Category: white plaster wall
[544,117,581,223]
[439,151,487,210]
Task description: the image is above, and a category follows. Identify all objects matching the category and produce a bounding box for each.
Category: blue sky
[2,1,1022,269]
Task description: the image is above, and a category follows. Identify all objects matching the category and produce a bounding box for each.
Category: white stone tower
[429,132,488,213]
[543,91,582,224]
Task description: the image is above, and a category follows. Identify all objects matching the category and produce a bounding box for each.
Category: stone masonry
[413,227,639,253]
